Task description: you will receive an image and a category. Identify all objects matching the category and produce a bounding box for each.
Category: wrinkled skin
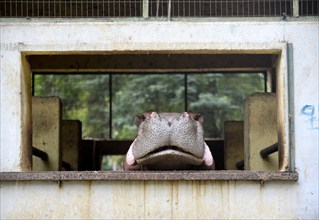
[124,111,215,171]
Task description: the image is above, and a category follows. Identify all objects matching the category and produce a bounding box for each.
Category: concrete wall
[1,19,318,219]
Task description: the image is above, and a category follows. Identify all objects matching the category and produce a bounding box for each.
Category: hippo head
[124,111,215,170]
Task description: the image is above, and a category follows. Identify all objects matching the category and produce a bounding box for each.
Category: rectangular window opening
[32,72,267,171]
[14,52,296,181]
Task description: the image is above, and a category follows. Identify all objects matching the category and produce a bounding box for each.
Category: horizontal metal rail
[260,143,278,158]
[33,146,72,170]
[32,147,49,161]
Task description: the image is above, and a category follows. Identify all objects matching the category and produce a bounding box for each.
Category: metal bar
[168,0,171,20]
[143,0,149,18]
[32,147,48,161]
[156,0,159,17]
[287,43,295,172]
[184,73,188,112]
[32,73,35,96]
[260,143,279,159]
[109,74,112,139]
[264,71,268,93]
[293,0,299,17]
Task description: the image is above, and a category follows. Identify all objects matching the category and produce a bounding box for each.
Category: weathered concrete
[32,97,62,171]
[244,93,278,171]
[62,120,82,171]
[224,121,244,170]
[0,20,318,219]
[0,179,300,219]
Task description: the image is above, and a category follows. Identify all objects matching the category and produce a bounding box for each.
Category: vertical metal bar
[287,43,295,172]
[98,0,100,17]
[92,0,94,17]
[156,0,160,17]
[143,0,149,18]
[184,74,188,112]
[25,0,28,17]
[60,0,62,18]
[293,0,299,17]
[168,0,171,20]
[108,0,110,17]
[264,72,268,93]
[109,74,113,139]
[32,73,35,96]
[103,0,105,17]
[237,0,239,16]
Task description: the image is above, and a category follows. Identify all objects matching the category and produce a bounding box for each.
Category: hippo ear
[194,114,204,124]
[134,114,146,126]
[187,112,204,124]
[134,110,157,126]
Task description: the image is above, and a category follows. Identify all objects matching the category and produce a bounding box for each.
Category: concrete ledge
[0,171,298,181]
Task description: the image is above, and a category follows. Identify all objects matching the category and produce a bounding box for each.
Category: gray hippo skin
[124,111,215,170]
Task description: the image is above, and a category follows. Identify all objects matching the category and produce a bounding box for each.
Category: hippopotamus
[124,111,215,170]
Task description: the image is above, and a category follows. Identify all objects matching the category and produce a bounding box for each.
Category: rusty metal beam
[32,147,48,161]
[260,143,279,159]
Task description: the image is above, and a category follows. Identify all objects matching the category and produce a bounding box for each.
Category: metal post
[184,74,188,112]
[109,74,112,139]
[293,0,299,17]
[168,0,172,20]
[143,0,149,18]
[287,43,296,172]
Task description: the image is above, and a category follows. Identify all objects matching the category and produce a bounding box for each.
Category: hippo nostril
[168,121,172,126]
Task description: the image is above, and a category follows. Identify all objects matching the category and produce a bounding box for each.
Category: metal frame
[32,71,267,140]
[0,0,314,18]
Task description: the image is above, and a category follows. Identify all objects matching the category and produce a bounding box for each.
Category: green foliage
[34,72,265,170]
[34,73,265,139]
[188,73,265,137]
[34,74,110,138]
[112,74,185,139]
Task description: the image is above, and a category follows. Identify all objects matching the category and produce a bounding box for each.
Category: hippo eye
[136,114,146,120]
[194,114,201,120]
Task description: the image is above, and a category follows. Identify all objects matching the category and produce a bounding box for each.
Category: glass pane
[112,74,185,139]
[33,74,110,139]
[187,73,266,138]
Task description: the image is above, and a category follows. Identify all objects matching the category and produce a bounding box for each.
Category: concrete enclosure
[244,93,278,171]
[1,18,318,219]
[32,96,62,171]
